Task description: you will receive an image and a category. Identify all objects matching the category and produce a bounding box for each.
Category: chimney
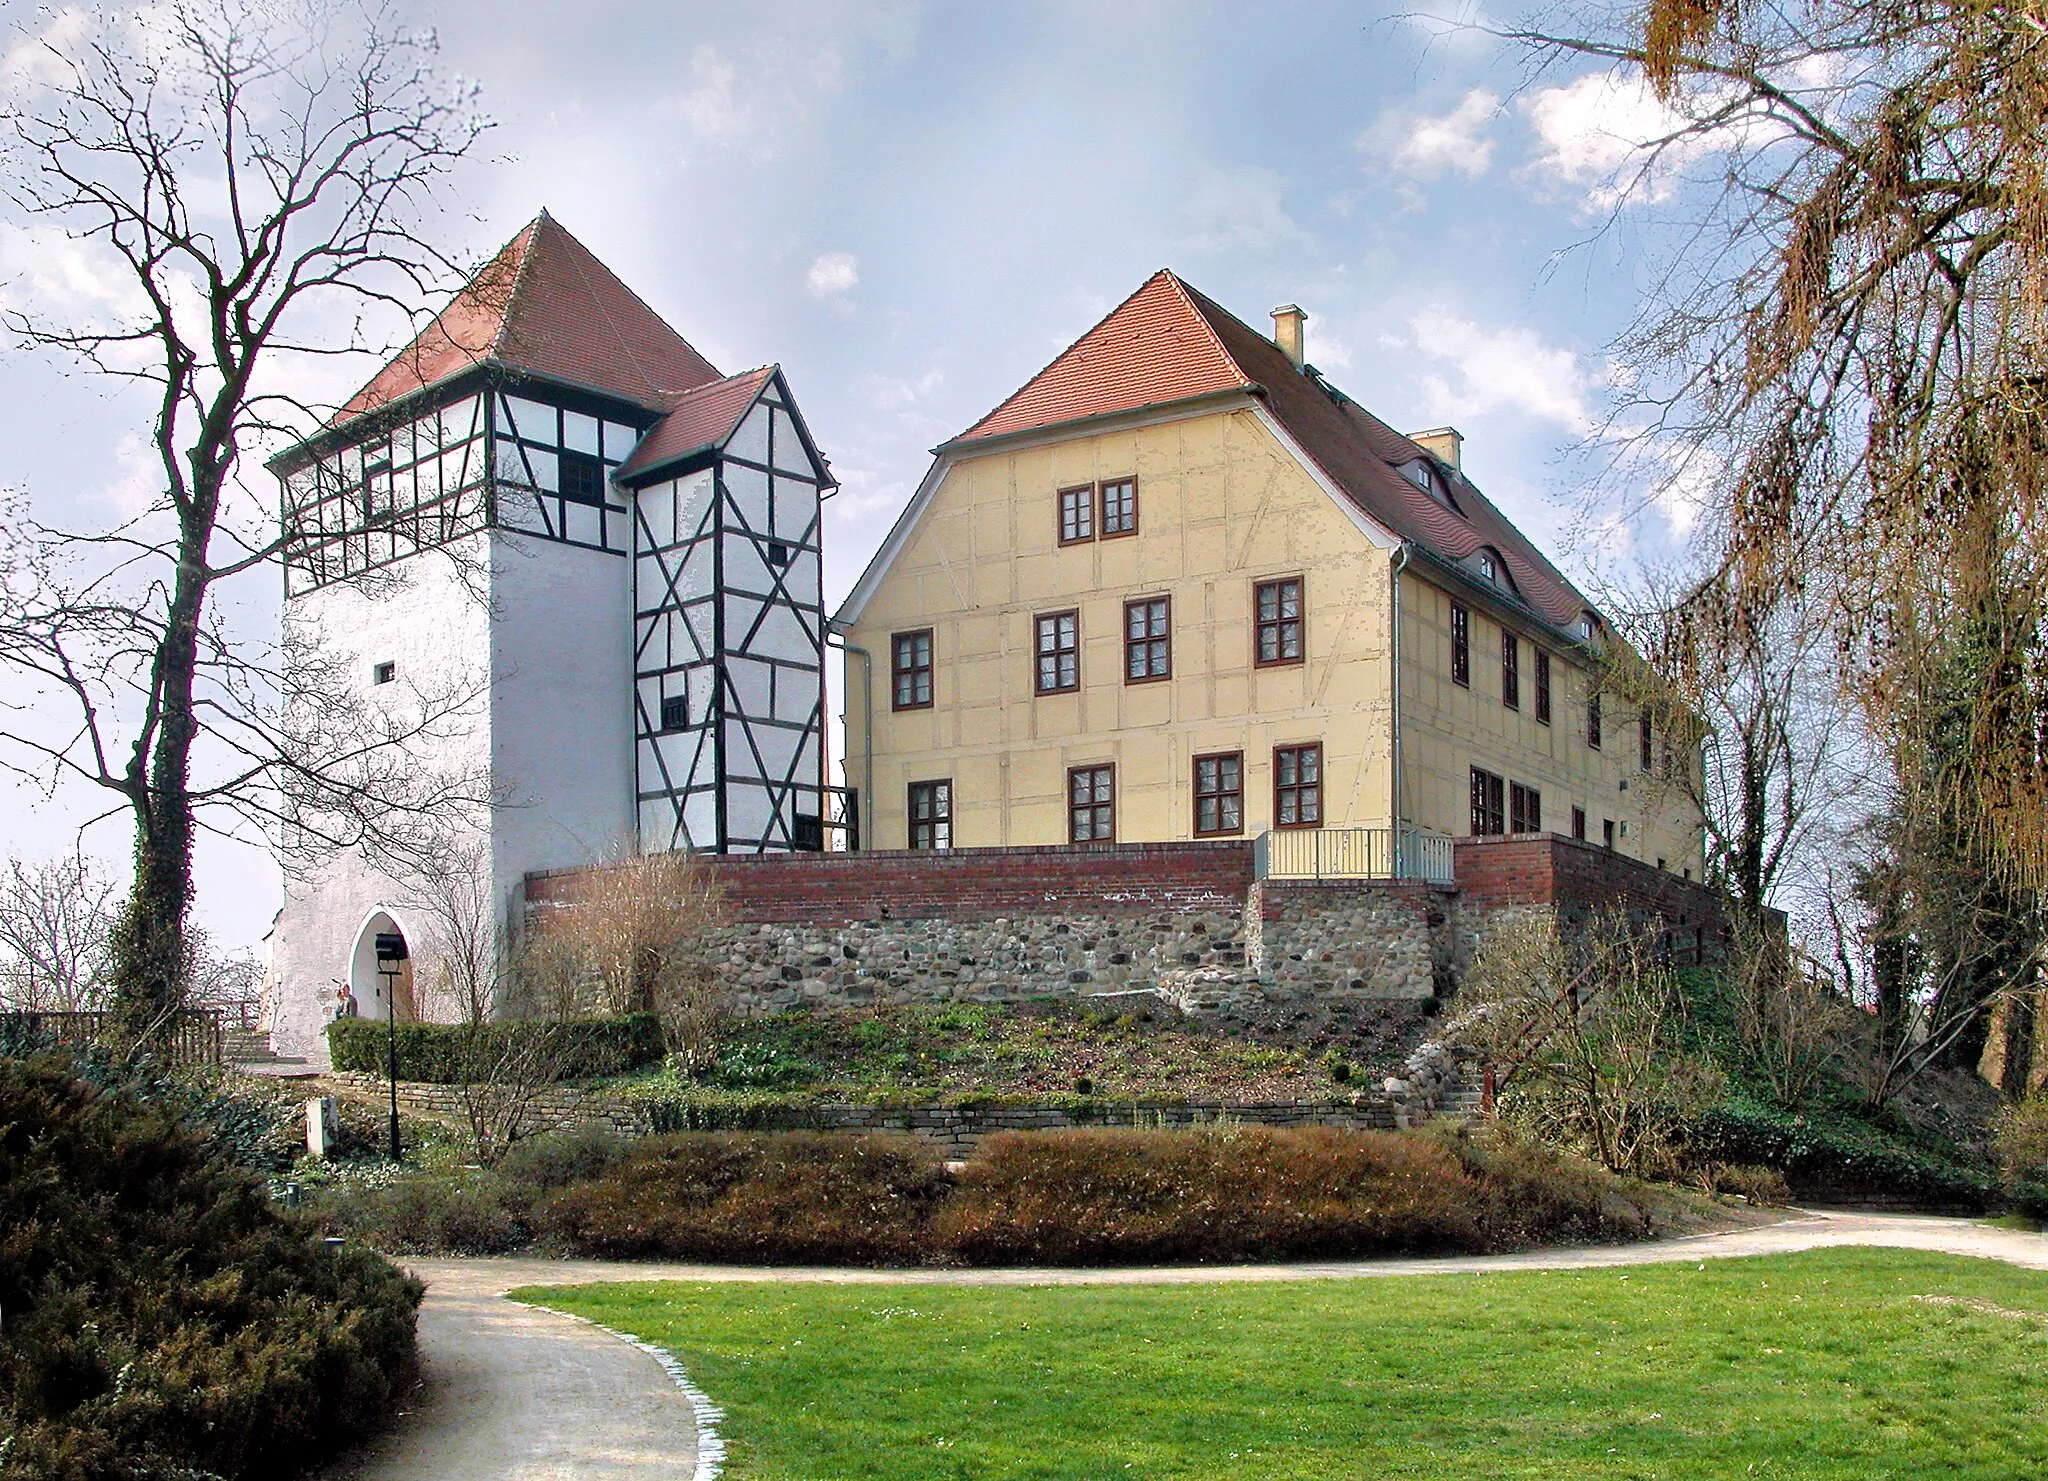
[1408,426,1464,471]
[1271,304,1307,368]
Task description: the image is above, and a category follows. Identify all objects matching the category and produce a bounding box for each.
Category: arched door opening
[347,911,416,1022]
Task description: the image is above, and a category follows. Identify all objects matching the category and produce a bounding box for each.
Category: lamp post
[374,931,408,1162]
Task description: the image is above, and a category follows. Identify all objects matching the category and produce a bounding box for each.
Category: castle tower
[265,214,834,1057]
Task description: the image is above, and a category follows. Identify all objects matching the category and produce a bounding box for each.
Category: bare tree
[0,1,490,1045]
[1458,910,1723,1176]
[0,854,118,1011]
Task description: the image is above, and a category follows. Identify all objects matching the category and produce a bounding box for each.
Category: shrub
[326,1011,664,1083]
[1992,1095,2048,1218]
[1445,1128,1661,1245]
[497,1123,634,1189]
[319,1172,531,1255]
[542,1132,950,1264]
[0,1054,421,1480]
[1693,1093,1995,1208]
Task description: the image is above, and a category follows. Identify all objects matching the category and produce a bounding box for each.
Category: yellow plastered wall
[843,408,1397,848]
[1396,574,1707,876]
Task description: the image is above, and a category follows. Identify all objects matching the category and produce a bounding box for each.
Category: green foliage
[325,1011,664,1083]
[0,1055,421,1481]
[1693,1091,1996,1207]
[1991,1095,2048,1217]
[523,1248,2048,1479]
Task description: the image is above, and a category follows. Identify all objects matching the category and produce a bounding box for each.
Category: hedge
[326,1011,665,1083]
[0,1055,422,1480]
[1692,1094,1996,1209]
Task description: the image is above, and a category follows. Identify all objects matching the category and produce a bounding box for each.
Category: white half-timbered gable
[265,211,840,1062]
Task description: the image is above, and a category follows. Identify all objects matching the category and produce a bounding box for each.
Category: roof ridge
[1162,271,1260,389]
[486,215,545,362]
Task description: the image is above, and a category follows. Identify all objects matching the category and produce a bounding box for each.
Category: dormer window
[1399,459,1463,514]
[1478,551,1498,582]
[1578,613,1598,641]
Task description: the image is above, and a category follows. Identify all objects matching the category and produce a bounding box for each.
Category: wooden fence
[0,1008,223,1067]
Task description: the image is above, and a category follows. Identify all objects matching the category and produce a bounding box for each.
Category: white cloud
[805,251,859,298]
[1387,89,1499,180]
[1519,68,1752,210]
[1183,163,1309,255]
[1405,310,1594,433]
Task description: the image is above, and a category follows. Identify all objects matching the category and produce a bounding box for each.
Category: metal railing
[1253,826,1455,886]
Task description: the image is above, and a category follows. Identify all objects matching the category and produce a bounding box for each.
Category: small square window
[1100,477,1138,537]
[767,541,791,568]
[892,630,934,710]
[909,780,952,850]
[1255,578,1303,666]
[559,449,605,505]
[1193,752,1244,836]
[659,694,688,732]
[1069,764,1115,842]
[1274,744,1322,828]
[372,661,396,685]
[1124,596,1170,683]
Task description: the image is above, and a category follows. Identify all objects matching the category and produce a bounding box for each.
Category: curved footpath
[320,1209,2048,1480]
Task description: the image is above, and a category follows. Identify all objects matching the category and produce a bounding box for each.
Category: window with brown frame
[1588,688,1603,749]
[1069,764,1115,842]
[1058,486,1095,544]
[1639,710,1654,772]
[1124,596,1170,682]
[1100,477,1138,537]
[891,629,933,710]
[1035,610,1080,693]
[1502,631,1520,710]
[1193,752,1244,836]
[908,780,951,850]
[1470,766,1506,836]
[1273,743,1322,828]
[1535,650,1552,725]
[1451,602,1470,687]
[1510,781,1542,834]
[1255,578,1303,666]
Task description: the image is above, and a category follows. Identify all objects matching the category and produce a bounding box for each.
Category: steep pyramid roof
[949,270,1593,631]
[333,212,722,425]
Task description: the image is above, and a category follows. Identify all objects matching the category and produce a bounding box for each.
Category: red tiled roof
[957,271,1256,442]
[615,367,777,483]
[951,269,1592,630]
[333,212,721,425]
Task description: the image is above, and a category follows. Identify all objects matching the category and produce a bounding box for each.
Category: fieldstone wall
[1250,880,1450,1002]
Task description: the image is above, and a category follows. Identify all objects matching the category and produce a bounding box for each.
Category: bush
[1693,1093,1996,1208]
[319,1172,531,1255]
[326,1011,664,1083]
[497,1123,634,1189]
[1992,1095,2048,1218]
[542,1132,952,1264]
[0,1055,422,1481]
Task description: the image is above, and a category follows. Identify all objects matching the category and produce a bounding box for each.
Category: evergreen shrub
[0,1056,421,1481]
[325,1011,664,1083]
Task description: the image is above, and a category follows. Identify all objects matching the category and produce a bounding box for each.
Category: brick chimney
[1408,426,1464,470]
[1271,304,1307,368]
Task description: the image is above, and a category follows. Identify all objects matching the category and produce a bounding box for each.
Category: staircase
[1432,1076,1486,1124]
[222,1026,313,1078]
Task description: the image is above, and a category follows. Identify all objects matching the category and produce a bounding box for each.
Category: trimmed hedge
[326,1011,665,1083]
[0,1055,422,1481]
[511,1124,1659,1267]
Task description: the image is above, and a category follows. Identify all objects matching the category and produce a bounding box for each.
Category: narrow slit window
[1255,578,1303,666]
[1502,631,1520,711]
[1193,752,1244,836]
[1588,688,1603,750]
[1572,805,1587,841]
[1451,603,1470,687]
[1535,650,1552,725]
[1036,611,1080,693]
[1274,743,1322,829]
[1124,596,1170,682]
[1639,711,1654,772]
[1100,477,1138,537]
[1058,486,1095,544]
[1069,765,1115,842]
[908,780,952,850]
[891,629,933,710]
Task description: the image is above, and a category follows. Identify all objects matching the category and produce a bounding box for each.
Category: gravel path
[321,1208,2048,1479]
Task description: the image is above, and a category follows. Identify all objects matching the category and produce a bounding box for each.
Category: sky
[0,0,1708,953]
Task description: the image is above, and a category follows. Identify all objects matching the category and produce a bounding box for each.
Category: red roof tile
[333,213,721,425]
[957,271,1256,442]
[615,367,777,483]
[952,270,1592,631]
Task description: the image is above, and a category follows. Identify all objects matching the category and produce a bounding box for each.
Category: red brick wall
[1454,835,1729,954]
[528,841,1256,925]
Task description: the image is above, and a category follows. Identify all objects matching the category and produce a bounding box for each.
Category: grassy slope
[610,1001,1424,1105]
[523,1248,2048,1480]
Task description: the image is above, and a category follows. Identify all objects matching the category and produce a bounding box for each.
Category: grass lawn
[518,1248,2048,1480]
